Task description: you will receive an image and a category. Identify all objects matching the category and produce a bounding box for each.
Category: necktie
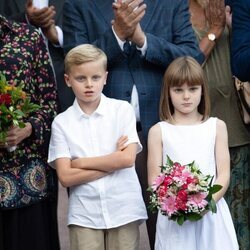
[123,40,131,55]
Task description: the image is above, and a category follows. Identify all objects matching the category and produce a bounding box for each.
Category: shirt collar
[72,94,108,119]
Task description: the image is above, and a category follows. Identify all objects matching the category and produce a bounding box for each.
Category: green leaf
[166,155,173,166]
[209,184,222,194]
[209,199,217,213]
[177,215,185,225]
[187,213,202,222]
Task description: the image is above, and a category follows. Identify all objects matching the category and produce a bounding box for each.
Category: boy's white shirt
[48,94,147,229]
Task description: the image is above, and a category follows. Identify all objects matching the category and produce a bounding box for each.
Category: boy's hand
[116,135,128,151]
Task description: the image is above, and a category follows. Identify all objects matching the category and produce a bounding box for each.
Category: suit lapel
[93,0,114,26]
[141,0,158,30]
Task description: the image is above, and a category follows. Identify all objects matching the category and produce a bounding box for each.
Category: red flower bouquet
[0,74,40,151]
[148,155,222,225]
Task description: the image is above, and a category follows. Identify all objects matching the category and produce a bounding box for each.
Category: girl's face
[169,82,202,116]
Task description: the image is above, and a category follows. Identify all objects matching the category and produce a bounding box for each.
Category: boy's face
[64,59,108,113]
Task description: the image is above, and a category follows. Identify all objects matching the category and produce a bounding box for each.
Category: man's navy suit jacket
[63,0,204,136]
[231,0,250,81]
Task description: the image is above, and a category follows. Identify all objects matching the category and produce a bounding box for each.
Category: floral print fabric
[0,15,58,209]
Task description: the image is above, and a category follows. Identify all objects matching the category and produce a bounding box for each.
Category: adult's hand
[26,0,56,29]
[205,0,226,38]
[42,24,59,44]
[5,123,32,148]
[225,5,232,29]
[112,0,146,41]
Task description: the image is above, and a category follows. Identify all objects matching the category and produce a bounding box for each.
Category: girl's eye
[190,87,199,92]
[174,88,183,93]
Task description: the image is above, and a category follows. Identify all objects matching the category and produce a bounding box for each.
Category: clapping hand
[112,0,146,45]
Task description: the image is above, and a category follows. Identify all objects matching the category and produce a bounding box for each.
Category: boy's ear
[104,71,108,85]
[64,74,71,87]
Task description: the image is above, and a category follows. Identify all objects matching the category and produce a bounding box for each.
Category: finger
[127,0,144,12]
[26,0,33,8]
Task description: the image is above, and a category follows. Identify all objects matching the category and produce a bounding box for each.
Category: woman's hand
[3,123,32,148]
[116,135,128,151]
[205,0,226,38]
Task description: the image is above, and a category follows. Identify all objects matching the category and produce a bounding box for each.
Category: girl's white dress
[155,118,239,250]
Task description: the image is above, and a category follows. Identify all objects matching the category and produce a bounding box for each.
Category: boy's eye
[92,75,101,81]
[75,76,86,81]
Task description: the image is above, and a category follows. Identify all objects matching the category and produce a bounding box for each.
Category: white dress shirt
[111,2,147,121]
[48,94,147,229]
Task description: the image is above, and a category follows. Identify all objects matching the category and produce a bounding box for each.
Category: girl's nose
[183,90,190,99]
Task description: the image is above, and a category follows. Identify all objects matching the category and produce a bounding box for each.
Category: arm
[71,143,137,171]
[147,124,163,185]
[201,0,225,59]
[231,0,250,81]
[145,0,204,66]
[26,30,58,146]
[55,158,109,188]
[213,119,230,203]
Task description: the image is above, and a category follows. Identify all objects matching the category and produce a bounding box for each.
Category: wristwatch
[207,33,216,42]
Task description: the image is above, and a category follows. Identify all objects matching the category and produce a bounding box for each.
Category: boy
[48,44,147,250]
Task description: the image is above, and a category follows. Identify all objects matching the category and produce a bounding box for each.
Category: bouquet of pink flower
[148,155,222,225]
[0,73,40,150]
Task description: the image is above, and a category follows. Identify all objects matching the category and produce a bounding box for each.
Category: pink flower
[152,174,165,191]
[175,190,188,210]
[161,196,176,216]
[188,192,208,208]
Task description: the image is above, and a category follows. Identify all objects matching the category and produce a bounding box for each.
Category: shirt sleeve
[48,118,72,168]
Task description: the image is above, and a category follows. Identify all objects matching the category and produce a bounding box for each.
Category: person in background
[231,0,250,81]
[0,15,60,250]
[0,0,74,112]
[189,0,250,249]
[48,44,147,250]
[63,1,204,248]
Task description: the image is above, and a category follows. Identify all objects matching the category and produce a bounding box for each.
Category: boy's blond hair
[64,44,107,74]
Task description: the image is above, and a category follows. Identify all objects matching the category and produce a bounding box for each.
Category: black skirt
[0,199,60,250]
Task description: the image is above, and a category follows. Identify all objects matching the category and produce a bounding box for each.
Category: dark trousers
[136,128,157,250]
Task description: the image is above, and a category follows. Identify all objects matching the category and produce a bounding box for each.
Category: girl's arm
[71,142,138,172]
[213,119,230,202]
[55,158,109,188]
[147,124,163,185]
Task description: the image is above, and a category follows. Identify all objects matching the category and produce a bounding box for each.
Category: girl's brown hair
[159,56,210,121]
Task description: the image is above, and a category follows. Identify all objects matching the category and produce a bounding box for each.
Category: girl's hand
[205,0,225,38]
[116,135,128,151]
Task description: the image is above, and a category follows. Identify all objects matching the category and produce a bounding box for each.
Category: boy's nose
[86,79,93,87]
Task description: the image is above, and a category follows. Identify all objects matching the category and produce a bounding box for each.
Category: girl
[147,56,238,250]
